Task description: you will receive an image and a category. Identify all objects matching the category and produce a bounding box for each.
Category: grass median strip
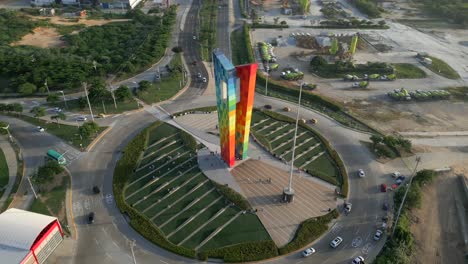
[424,56,460,79]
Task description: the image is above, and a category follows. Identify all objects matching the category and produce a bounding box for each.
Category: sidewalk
[0,136,18,209]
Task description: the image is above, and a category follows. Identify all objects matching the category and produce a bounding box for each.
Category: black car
[88,212,95,224]
[264,104,272,109]
[92,186,100,194]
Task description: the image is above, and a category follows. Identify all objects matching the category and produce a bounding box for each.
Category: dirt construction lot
[409,168,467,264]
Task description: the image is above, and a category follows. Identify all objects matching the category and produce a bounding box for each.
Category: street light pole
[59,91,68,109]
[44,79,50,95]
[265,62,269,96]
[392,156,421,237]
[130,239,137,264]
[83,83,95,122]
[283,82,304,203]
[27,176,38,199]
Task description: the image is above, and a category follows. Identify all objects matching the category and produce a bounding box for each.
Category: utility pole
[27,176,38,199]
[130,239,137,264]
[83,83,95,122]
[392,156,421,237]
[59,91,68,109]
[282,82,304,203]
[107,75,118,109]
[101,100,107,114]
[44,79,50,95]
[0,124,12,142]
[265,62,270,96]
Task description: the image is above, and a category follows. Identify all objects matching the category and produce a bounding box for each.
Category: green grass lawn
[9,114,106,149]
[446,86,468,101]
[392,63,427,79]
[45,177,68,216]
[30,198,51,216]
[251,111,340,185]
[136,54,185,104]
[425,56,460,79]
[122,122,271,252]
[199,0,217,61]
[0,148,9,189]
[51,98,139,115]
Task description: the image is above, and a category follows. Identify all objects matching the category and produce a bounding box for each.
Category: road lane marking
[160,260,169,264]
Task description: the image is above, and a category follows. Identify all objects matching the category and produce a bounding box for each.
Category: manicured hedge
[259,109,349,197]
[180,130,197,151]
[113,121,197,259]
[172,106,218,117]
[203,240,279,262]
[252,23,289,28]
[279,209,339,254]
[213,182,252,210]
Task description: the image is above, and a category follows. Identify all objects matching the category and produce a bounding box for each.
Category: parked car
[396,175,406,185]
[391,171,401,178]
[193,35,197,40]
[77,116,87,121]
[202,77,207,83]
[310,118,318,124]
[345,203,352,213]
[197,72,202,78]
[358,169,365,178]
[382,202,389,211]
[301,247,316,257]
[37,126,45,132]
[96,113,107,118]
[351,256,365,264]
[264,104,272,110]
[283,107,291,112]
[381,183,387,192]
[92,186,100,194]
[330,236,343,248]
[88,212,95,224]
[53,107,62,113]
[374,230,383,241]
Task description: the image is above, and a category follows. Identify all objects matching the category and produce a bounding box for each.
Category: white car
[351,256,365,264]
[193,35,196,40]
[53,107,62,112]
[392,171,401,178]
[344,203,352,213]
[202,77,207,83]
[77,116,87,121]
[358,169,365,178]
[197,72,202,78]
[37,126,45,132]
[301,247,316,257]
[374,229,383,241]
[330,236,343,248]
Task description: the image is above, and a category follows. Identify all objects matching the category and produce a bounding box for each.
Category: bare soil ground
[11,16,131,48]
[409,169,466,264]
[11,27,65,48]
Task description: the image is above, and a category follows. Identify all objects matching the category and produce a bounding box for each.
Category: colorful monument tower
[213,50,258,167]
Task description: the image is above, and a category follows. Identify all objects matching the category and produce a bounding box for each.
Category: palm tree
[51,112,66,128]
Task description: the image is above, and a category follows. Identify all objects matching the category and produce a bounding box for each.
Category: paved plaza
[231,159,336,247]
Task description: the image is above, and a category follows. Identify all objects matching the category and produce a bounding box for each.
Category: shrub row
[179,130,197,151]
[212,181,252,210]
[171,106,218,117]
[202,240,279,262]
[252,23,289,28]
[279,209,339,254]
[259,110,349,197]
[113,121,197,259]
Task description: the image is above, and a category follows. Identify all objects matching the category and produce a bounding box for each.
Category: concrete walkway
[0,136,18,209]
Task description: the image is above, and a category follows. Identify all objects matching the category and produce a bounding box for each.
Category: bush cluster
[279,209,339,254]
[172,106,217,117]
[203,240,279,262]
[179,130,197,151]
[311,58,394,78]
[252,23,288,28]
[212,182,251,210]
[349,0,382,18]
[370,134,412,159]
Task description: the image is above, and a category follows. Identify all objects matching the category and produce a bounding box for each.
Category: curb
[63,167,78,240]
[86,126,113,152]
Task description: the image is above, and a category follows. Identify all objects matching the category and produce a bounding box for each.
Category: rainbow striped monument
[213,50,258,167]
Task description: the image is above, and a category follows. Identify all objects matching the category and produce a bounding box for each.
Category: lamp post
[282,82,304,203]
[0,124,12,142]
[265,62,269,96]
[59,91,68,109]
[392,156,421,236]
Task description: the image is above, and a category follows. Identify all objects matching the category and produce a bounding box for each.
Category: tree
[0,121,9,135]
[30,106,46,117]
[310,55,327,69]
[370,134,383,145]
[378,20,386,26]
[10,103,23,113]
[79,121,99,139]
[280,20,287,25]
[138,80,152,92]
[114,85,132,101]
[34,160,64,185]
[329,38,339,55]
[51,112,66,128]
[47,93,60,104]
[18,82,36,95]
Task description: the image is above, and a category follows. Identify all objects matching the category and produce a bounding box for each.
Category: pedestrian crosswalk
[53,142,83,166]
